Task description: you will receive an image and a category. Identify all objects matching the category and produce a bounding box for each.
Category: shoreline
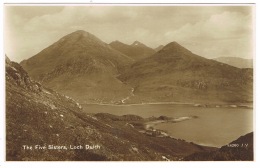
[83,101,193,106]
[145,116,197,129]
[81,101,253,109]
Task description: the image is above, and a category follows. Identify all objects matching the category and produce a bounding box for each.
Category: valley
[6,30,254,161]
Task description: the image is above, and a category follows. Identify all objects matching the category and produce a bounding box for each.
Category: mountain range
[213,57,253,69]
[20,30,253,104]
[119,42,253,104]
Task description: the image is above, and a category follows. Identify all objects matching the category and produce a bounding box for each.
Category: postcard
[4,4,254,162]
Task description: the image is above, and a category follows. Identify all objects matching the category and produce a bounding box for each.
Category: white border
[0,0,258,4]
[0,0,258,168]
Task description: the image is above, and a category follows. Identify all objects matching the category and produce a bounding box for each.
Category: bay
[82,104,253,147]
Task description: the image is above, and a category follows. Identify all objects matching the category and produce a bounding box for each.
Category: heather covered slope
[109,40,155,60]
[119,42,253,104]
[20,30,134,103]
[7,57,213,161]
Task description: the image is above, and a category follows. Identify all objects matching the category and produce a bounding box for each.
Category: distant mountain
[7,57,213,160]
[118,42,253,104]
[154,45,164,52]
[213,57,253,68]
[109,40,155,60]
[20,30,134,104]
[184,132,253,161]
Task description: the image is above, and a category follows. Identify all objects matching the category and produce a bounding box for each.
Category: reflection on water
[82,104,253,147]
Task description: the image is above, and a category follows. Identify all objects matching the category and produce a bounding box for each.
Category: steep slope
[118,42,253,104]
[213,57,253,69]
[20,30,134,103]
[109,40,155,60]
[6,57,213,161]
[184,132,253,161]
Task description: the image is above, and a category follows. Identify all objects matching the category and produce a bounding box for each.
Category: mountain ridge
[20,30,253,104]
[154,45,164,52]
[109,40,155,61]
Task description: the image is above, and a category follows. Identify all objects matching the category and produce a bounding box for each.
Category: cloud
[4,6,254,62]
[164,11,252,41]
[163,11,253,58]
[22,6,140,32]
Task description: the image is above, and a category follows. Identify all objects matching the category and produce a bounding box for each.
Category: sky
[4,5,254,62]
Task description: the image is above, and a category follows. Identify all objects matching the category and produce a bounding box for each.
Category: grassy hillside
[7,57,214,161]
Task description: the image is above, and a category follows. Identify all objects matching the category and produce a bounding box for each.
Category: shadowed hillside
[184,132,253,161]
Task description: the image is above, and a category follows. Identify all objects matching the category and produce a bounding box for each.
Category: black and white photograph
[4,3,255,162]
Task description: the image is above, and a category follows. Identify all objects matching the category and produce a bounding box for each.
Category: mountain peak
[65,30,97,39]
[110,40,125,45]
[51,30,108,50]
[160,41,192,54]
[72,29,89,35]
[74,29,87,33]
[109,40,155,61]
[131,41,146,47]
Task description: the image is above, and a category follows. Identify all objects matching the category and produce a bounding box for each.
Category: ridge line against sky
[4,5,254,62]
